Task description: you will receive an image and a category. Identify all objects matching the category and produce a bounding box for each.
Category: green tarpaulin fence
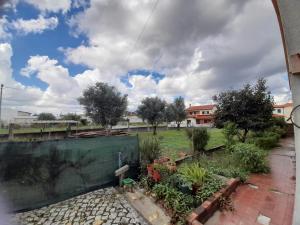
[0,136,140,211]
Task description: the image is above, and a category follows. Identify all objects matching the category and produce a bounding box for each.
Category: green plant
[232,143,269,173]
[249,130,281,150]
[152,184,196,218]
[207,165,248,182]
[196,176,224,203]
[185,128,193,140]
[139,175,155,190]
[223,122,238,148]
[139,136,161,164]
[178,163,208,187]
[153,164,174,182]
[192,128,209,152]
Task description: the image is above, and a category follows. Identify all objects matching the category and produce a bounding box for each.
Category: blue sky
[0,0,291,113]
[5,1,89,90]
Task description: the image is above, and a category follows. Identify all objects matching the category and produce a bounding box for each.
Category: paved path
[11,187,148,225]
[206,137,296,225]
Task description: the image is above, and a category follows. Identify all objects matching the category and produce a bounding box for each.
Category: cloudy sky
[0,0,291,114]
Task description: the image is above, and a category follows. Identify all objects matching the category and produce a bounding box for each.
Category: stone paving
[12,187,149,225]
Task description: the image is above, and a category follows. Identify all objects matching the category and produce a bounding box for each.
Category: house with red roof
[273,102,293,123]
[185,104,216,127]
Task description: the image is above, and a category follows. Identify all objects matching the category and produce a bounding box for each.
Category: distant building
[273,102,293,124]
[124,112,143,123]
[1,108,38,125]
[185,104,216,127]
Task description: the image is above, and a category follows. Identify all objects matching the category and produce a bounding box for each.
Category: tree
[165,104,176,123]
[172,97,186,130]
[78,82,128,129]
[213,78,274,142]
[38,113,56,120]
[61,113,81,121]
[137,97,166,135]
[165,97,186,130]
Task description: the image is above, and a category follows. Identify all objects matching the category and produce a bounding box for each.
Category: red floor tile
[205,138,296,225]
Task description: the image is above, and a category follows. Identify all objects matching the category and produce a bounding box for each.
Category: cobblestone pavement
[12,187,149,225]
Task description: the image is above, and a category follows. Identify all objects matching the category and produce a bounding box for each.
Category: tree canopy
[61,113,81,121]
[165,96,186,129]
[38,113,56,121]
[213,78,274,142]
[137,97,166,135]
[78,82,128,128]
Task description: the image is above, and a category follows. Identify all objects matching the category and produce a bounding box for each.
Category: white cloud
[0,17,11,41]
[1,0,292,114]
[23,0,71,14]
[11,15,58,35]
[63,0,290,108]
[0,43,44,113]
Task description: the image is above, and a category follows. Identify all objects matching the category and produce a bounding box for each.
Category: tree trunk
[241,129,249,143]
[153,125,157,135]
[176,123,180,130]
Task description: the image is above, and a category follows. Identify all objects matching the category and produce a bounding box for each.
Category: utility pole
[0,84,3,126]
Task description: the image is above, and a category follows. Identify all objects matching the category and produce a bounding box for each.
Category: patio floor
[205,137,296,225]
[11,187,148,225]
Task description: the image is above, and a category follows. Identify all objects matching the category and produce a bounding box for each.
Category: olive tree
[78,82,127,129]
[137,97,166,135]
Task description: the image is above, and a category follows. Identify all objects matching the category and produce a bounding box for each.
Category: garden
[137,119,288,224]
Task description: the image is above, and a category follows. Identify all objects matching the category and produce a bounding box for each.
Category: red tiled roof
[186,104,216,111]
[273,103,293,108]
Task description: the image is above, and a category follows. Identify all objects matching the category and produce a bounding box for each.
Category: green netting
[0,136,140,211]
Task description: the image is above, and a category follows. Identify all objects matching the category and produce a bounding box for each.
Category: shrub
[223,122,238,147]
[139,136,161,164]
[196,176,224,203]
[207,166,248,182]
[153,164,174,182]
[185,128,193,140]
[232,143,269,173]
[178,163,208,187]
[192,128,209,152]
[249,130,280,150]
[139,175,155,190]
[152,184,196,214]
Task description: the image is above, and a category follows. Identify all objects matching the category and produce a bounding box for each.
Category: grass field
[136,128,225,160]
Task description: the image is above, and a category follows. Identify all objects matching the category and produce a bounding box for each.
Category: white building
[1,108,37,125]
[273,102,293,124]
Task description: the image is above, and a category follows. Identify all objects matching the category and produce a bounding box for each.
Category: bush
[249,130,281,150]
[192,128,209,152]
[196,176,224,203]
[232,143,269,173]
[223,122,238,147]
[178,163,208,187]
[152,183,196,214]
[139,136,161,164]
[207,166,248,182]
[185,128,193,140]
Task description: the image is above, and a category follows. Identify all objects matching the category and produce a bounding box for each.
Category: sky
[0,0,292,115]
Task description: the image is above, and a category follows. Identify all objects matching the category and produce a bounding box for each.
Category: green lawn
[136,128,225,160]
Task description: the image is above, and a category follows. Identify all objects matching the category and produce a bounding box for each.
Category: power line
[124,0,160,72]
